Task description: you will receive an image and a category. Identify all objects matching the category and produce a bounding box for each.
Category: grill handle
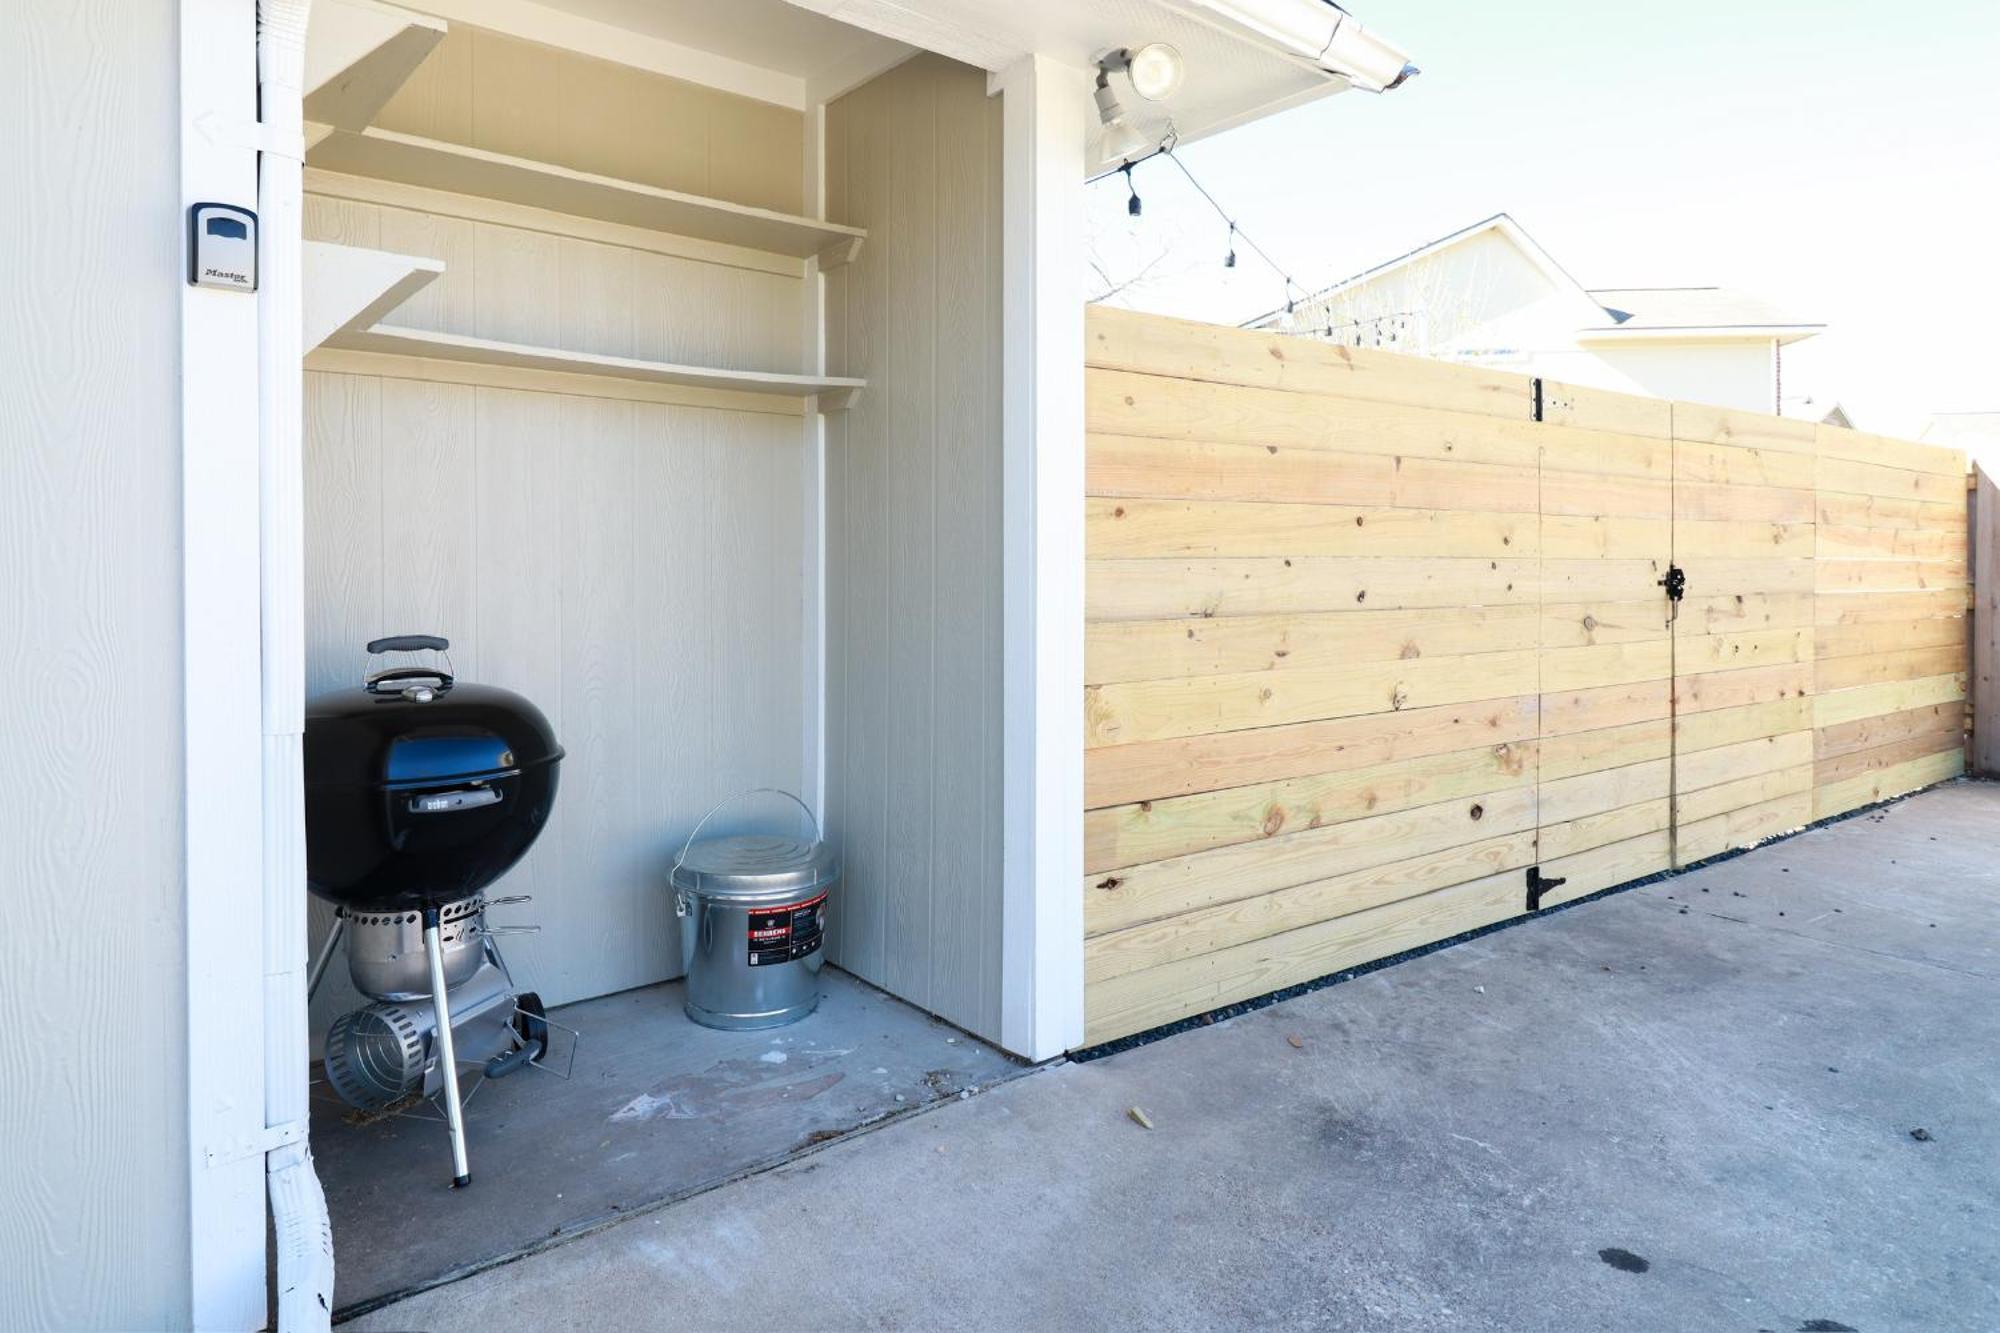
[363,635,456,694]
[407,786,500,814]
[671,788,823,918]
[368,634,449,653]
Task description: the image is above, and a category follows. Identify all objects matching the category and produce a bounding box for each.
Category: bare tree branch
[1087,247,1173,304]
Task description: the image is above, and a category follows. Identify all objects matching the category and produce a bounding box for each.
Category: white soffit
[791,0,1341,155]
[420,0,1379,154]
[400,0,917,108]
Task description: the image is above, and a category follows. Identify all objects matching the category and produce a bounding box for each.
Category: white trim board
[801,99,831,830]
[181,0,270,1324]
[996,53,1088,1062]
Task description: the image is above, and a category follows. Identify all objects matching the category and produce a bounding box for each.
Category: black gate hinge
[1526,865,1567,912]
[1529,376,1544,422]
[1658,565,1686,602]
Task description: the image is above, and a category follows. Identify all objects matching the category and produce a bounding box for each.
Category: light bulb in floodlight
[1094,70,1126,128]
[1100,119,1148,162]
[1126,43,1184,102]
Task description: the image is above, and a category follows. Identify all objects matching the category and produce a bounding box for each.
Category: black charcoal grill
[304,635,564,1186]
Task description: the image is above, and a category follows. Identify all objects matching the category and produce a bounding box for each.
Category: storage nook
[297,2,1012,1312]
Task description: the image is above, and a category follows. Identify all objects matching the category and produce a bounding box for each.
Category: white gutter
[1186,0,1417,90]
[259,1,337,1326]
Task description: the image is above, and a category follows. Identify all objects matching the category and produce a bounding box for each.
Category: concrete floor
[352,780,2000,1332]
[317,967,1021,1315]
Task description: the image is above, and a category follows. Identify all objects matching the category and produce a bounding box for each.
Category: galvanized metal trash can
[671,790,837,1030]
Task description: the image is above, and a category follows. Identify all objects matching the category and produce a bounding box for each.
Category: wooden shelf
[318,323,864,407]
[307,127,868,267]
[303,0,446,133]
[302,241,442,351]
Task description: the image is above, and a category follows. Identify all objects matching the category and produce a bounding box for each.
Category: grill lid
[671,834,838,901]
[305,682,563,790]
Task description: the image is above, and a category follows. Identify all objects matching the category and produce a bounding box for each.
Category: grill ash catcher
[304,635,567,1187]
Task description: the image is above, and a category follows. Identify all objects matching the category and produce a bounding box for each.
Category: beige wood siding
[374,25,804,215]
[304,27,813,1028]
[303,376,808,1025]
[823,55,1005,1040]
[0,2,191,1325]
[302,191,805,374]
[1082,308,1967,1045]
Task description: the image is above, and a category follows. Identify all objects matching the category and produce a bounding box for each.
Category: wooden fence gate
[1080,307,1967,1045]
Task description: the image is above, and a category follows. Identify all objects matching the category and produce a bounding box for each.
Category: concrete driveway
[354,780,2000,1333]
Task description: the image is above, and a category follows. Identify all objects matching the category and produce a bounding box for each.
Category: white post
[995,55,1088,1061]
[183,0,273,1325]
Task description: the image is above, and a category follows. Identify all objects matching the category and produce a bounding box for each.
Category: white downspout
[259,0,336,1326]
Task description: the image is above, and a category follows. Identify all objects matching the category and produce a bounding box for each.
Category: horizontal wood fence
[1081,306,1968,1044]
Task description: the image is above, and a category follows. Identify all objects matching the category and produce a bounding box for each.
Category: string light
[1161,146,1307,315]
[1091,143,1338,327]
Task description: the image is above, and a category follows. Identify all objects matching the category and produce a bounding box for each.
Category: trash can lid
[671,834,839,900]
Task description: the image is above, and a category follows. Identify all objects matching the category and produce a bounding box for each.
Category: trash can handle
[671,788,823,887]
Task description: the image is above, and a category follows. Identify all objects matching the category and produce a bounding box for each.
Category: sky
[1084,0,2000,436]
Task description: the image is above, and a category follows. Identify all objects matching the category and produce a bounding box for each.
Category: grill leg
[423,907,472,1188]
[306,912,345,1003]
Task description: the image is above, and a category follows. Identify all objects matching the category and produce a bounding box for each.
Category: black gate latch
[1526,865,1568,912]
[1658,565,1686,602]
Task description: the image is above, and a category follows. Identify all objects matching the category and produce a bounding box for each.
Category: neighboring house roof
[1581,286,1823,344]
[1921,413,2000,445]
[1250,212,1823,345]
[1922,413,2000,472]
[1249,213,1596,326]
[1780,395,1853,428]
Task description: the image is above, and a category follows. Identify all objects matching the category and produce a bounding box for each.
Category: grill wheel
[513,990,549,1061]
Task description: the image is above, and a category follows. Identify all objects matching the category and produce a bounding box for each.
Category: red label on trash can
[747,893,827,967]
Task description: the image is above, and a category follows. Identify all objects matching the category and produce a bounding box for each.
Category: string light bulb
[1092,143,1311,321]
